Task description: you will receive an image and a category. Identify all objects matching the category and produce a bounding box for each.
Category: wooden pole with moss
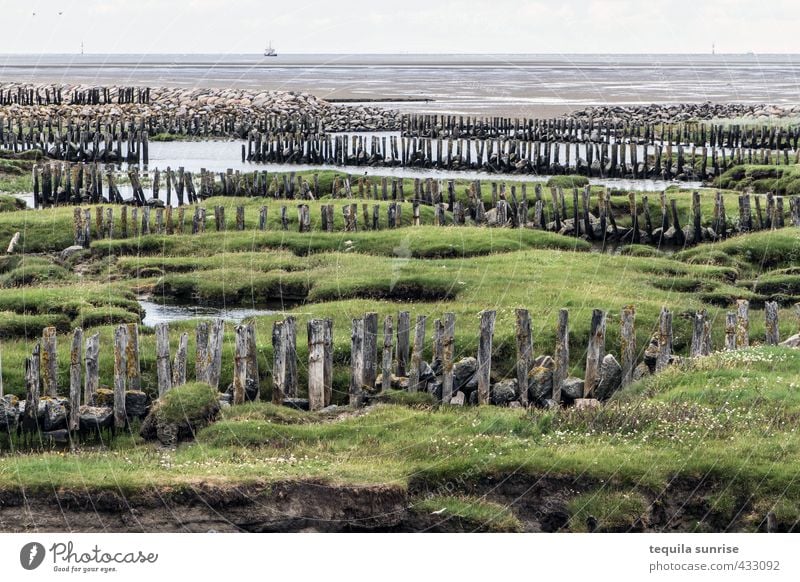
[172,333,188,388]
[655,307,673,372]
[271,321,286,405]
[41,326,58,398]
[84,333,99,405]
[323,319,333,406]
[69,328,83,432]
[620,305,636,386]
[409,315,427,393]
[233,324,248,405]
[736,300,750,348]
[349,317,365,405]
[155,323,172,397]
[725,311,737,350]
[765,301,780,345]
[477,310,496,405]
[113,325,128,430]
[23,344,41,434]
[396,311,411,377]
[584,309,606,398]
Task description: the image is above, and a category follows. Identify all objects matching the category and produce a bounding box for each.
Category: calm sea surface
[1,53,798,116]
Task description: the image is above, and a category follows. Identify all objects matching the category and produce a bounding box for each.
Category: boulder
[528,363,554,404]
[0,399,18,432]
[449,391,466,406]
[490,378,518,405]
[283,397,310,411]
[43,429,70,444]
[43,398,68,432]
[79,406,113,432]
[427,380,443,401]
[595,354,623,401]
[633,362,651,382]
[561,377,584,400]
[125,390,149,419]
[574,398,601,411]
[643,335,659,372]
[780,333,800,348]
[60,245,85,261]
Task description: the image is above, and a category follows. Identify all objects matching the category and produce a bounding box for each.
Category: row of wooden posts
[399,113,800,151]
[71,188,800,248]
[9,298,789,436]
[0,86,150,107]
[243,130,797,179]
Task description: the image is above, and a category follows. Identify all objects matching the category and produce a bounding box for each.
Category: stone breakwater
[569,102,800,123]
[0,83,400,132]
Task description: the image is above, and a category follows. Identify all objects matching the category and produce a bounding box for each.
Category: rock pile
[0,83,400,132]
[569,102,800,124]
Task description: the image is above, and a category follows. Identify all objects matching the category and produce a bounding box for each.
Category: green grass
[567,490,650,532]
[157,382,219,425]
[414,494,523,532]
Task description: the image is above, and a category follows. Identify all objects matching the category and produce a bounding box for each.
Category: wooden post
[690,309,712,357]
[408,315,427,393]
[515,308,532,407]
[126,323,141,392]
[155,323,172,397]
[272,321,286,405]
[172,332,188,387]
[584,309,606,398]
[195,322,210,383]
[620,306,636,386]
[23,344,41,433]
[553,309,569,402]
[655,307,673,372]
[323,319,333,406]
[765,301,780,345]
[207,318,225,390]
[725,310,738,350]
[736,299,750,348]
[396,311,411,377]
[362,312,378,391]
[307,319,326,411]
[349,317,365,405]
[69,328,83,432]
[381,315,393,393]
[477,310,496,404]
[233,324,248,405]
[84,333,99,405]
[41,326,58,397]
[284,316,298,397]
[441,312,455,403]
[246,323,260,401]
[113,325,128,429]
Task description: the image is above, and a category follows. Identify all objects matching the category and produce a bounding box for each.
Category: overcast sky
[1,0,797,55]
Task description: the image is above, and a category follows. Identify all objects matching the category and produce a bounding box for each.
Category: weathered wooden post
[690,309,712,357]
[41,326,58,397]
[725,311,737,350]
[736,299,750,348]
[765,301,780,345]
[307,319,326,411]
[125,323,141,392]
[477,310,496,405]
[284,316,298,397]
[272,321,286,405]
[323,319,333,406]
[195,322,210,383]
[233,324,248,405]
[408,315,427,393]
[207,318,225,390]
[584,309,606,398]
[113,325,128,429]
[172,333,188,387]
[23,344,41,434]
[362,312,378,391]
[349,317,365,405]
[515,308,532,407]
[441,312,455,403]
[69,328,83,432]
[396,311,411,377]
[655,307,673,372]
[155,323,172,397]
[84,333,99,405]
[620,306,636,387]
[553,309,569,402]
[246,323,259,401]
[381,315,393,392]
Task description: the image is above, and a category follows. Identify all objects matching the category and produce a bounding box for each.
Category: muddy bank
[0,475,787,533]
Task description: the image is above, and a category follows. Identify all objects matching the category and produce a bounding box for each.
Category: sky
[0,0,798,55]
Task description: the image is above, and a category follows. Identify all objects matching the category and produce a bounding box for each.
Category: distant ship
[264,41,277,57]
